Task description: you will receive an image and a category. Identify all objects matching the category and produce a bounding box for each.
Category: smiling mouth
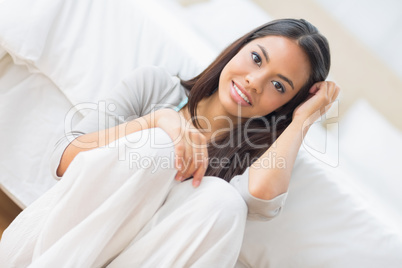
[233,81,251,105]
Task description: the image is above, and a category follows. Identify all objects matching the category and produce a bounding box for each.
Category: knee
[197,177,248,222]
[114,127,175,159]
[86,128,176,175]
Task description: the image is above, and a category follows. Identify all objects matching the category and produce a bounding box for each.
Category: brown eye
[251,52,262,67]
[272,81,285,93]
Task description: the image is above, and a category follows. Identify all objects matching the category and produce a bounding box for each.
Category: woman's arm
[248,81,340,200]
[248,117,308,199]
[57,112,156,177]
[57,108,208,187]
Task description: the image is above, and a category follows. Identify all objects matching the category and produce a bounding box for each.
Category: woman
[0,19,339,267]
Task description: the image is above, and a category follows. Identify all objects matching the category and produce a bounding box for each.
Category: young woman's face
[218,35,310,121]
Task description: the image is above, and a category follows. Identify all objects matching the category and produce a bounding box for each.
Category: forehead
[245,36,311,90]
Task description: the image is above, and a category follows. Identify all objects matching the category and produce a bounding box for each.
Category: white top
[50,66,288,221]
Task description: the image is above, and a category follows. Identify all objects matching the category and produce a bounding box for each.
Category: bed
[1,0,401,267]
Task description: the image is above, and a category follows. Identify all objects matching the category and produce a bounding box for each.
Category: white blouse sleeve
[229,167,288,221]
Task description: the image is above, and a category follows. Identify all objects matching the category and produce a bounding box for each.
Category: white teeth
[233,83,251,105]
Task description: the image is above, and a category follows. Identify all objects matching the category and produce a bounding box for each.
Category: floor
[0,189,22,239]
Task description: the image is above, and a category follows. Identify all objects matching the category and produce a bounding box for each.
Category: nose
[245,72,263,94]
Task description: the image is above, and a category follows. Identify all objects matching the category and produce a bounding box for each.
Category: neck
[180,94,237,142]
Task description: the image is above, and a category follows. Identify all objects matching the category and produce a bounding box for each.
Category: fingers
[332,84,341,101]
[308,82,320,94]
[312,81,341,103]
[174,142,185,181]
[294,81,341,123]
[190,133,208,187]
[157,109,209,187]
[174,128,208,188]
[320,81,341,115]
[325,82,340,104]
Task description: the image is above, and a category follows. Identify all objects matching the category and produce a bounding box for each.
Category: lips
[232,81,252,105]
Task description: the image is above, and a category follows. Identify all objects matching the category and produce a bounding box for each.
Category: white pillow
[337,99,402,224]
[157,0,273,51]
[236,146,402,268]
[0,0,217,106]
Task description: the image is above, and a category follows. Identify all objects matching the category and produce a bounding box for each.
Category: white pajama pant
[0,128,247,268]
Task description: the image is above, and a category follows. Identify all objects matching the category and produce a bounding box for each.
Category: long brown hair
[181,18,331,182]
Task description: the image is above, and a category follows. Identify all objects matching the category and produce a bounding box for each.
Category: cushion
[0,0,217,106]
[236,100,402,267]
[236,146,402,267]
[337,99,402,224]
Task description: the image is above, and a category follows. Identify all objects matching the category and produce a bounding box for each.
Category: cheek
[237,55,250,68]
[257,93,292,115]
[260,91,282,108]
[220,63,232,83]
[227,54,248,71]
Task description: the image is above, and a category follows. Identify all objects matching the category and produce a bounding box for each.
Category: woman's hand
[293,81,340,125]
[154,109,209,187]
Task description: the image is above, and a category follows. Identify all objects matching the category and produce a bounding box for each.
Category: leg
[0,128,179,267]
[108,177,248,268]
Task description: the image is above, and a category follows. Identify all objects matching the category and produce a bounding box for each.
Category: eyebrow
[257,44,269,62]
[257,44,295,90]
[278,74,294,90]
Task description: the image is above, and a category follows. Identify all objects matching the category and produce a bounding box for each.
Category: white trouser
[0,128,247,268]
